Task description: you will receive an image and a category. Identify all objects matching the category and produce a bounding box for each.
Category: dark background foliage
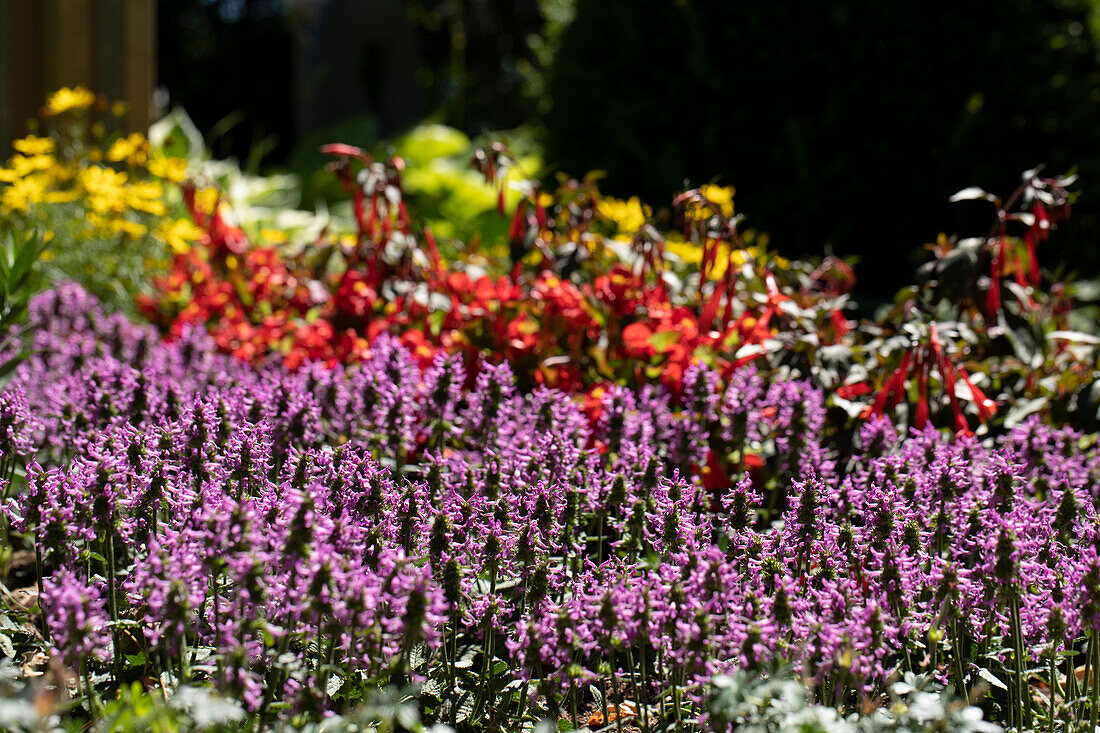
[158,0,295,165]
[158,0,1100,294]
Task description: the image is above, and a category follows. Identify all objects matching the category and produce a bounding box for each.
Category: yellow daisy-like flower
[113,218,148,238]
[1,175,48,212]
[12,135,55,157]
[9,154,54,178]
[699,184,735,217]
[664,239,770,280]
[155,218,206,254]
[106,132,149,166]
[598,195,649,234]
[125,180,166,216]
[46,86,96,116]
[79,166,129,215]
[147,155,189,184]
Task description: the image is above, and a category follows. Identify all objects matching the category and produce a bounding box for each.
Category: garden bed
[0,89,1098,732]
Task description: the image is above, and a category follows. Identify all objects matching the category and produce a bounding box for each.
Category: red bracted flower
[700,449,731,494]
[319,143,369,161]
[1025,201,1048,287]
[871,350,912,418]
[914,358,930,429]
[928,324,968,434]
[957,365,997,423]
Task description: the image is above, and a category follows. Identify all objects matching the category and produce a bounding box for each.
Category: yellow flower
[45,162,74,186]
[88,212,147,238]
[43,189,81,204]
[598,196,649,234]
[115,218,148,238]
[12,135,55,156]
[45,86,97,116]
[125,180,165,216]
[193,188,220,217]
[147,155,188,184]
[9,154,54,178]
[79,166,129,214]
[106,132,149,165]
[155,218,206,254]
[663,238,768,280]
[260,228,288,244]
[0,175,48,212]
[699,184,735,217]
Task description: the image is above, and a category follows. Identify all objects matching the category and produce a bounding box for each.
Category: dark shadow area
[546,0,1100,294]
[158,0,1100,295]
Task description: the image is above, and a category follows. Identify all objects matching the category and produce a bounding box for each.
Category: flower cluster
[0,87,195,313]
[140,144,843,397]
[7,283,1100,729]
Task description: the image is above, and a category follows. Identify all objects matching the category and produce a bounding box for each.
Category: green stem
[570,680,579,732]
[1009,593,1026,730]
[951,617,968,705]
[673,672,684,733]
[656,651,667,724]
[178,632,190,685]
[626,647,646,731]
[471,621,494,721]
[449,620,459,728]
[596,513,605,565]
[609,652,623,733]
[0,457,11,547]
[1090,630,1099,733]
[1083,635,1094,723]
[81,659,103,721]
[105,529,122,684]
[515,679,531,724]
[34,541,48,642]
[929,628,939,680]
[1049,650,1057,733]
[1066,641,1079,731]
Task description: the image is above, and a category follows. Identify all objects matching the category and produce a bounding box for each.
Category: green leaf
[976,667,1007,691]
[393,124,471,167]
[647,330,680,353]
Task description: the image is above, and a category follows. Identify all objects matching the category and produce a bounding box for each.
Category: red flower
[622,322,653,357]
[700,450,730,493]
